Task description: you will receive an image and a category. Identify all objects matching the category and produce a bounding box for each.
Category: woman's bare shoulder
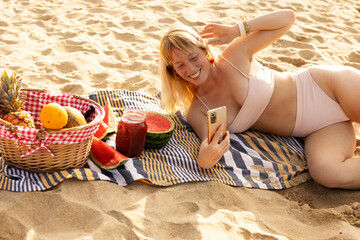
[186,98,208,139]
[188,98,207,120]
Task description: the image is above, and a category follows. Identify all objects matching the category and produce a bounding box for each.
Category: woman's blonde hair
[159,25,217,114]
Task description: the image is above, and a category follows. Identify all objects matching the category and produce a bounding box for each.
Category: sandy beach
[1,0,360,239]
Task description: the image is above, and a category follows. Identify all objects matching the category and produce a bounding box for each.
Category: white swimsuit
[197,56,350,137]
[197,55,275,132]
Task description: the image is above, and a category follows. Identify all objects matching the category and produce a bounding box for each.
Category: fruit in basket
[90,137,128,169]
[145,112,174,149]
[40,102,68,129]
[63,106,87,128]
[0,71,35,128]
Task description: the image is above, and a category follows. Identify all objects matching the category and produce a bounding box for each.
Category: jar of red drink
[116,109,147,158]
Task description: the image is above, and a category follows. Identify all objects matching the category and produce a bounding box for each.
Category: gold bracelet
[243,20,250,36]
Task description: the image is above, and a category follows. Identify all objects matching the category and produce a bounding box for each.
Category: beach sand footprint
[347,51,360,63]
[105,210,142,239]
[298,49,319,61]
[279,56,308,68]
[55,61,78,74]
[61,83,86,95]
[113,32,138,43]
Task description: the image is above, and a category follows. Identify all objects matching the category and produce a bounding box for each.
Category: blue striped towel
[0,89,310,192]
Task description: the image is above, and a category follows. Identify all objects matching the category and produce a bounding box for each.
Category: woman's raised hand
[198,23,239,45]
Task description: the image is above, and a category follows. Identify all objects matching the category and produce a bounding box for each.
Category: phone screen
[207,106,227,143]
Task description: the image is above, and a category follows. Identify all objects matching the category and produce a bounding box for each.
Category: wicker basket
[0,89,104,173]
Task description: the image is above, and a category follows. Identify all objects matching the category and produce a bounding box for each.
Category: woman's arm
[238,9,295,57]
[200,9,295,57]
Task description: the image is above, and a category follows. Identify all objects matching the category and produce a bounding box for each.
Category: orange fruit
[40,102,68,129]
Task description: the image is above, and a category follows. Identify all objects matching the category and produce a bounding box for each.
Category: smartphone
[207,106,227,144]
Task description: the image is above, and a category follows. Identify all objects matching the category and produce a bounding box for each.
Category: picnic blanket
[0,89,310,192]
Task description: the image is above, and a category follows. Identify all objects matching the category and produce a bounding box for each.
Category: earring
[207,53,214,63]
[175,73,181,81]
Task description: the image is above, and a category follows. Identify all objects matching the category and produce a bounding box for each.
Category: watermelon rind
[102,130,116,141]
[90,137,128,169]
[145,112,174,149]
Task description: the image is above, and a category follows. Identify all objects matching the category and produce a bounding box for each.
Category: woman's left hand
[198,23,239,45]
[197,127,231,169]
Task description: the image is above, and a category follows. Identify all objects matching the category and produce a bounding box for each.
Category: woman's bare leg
[304,121,360,189]
[309,65,360,122]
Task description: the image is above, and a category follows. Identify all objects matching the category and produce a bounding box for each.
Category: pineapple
[0,71,35,128]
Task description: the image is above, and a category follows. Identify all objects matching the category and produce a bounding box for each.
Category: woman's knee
[304,123,357,188]
[307,157,349,188]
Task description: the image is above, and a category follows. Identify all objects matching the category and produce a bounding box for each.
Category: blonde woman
[159,9,360,189]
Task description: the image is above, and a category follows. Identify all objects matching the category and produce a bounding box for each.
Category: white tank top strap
[196,93,210,110]
[221,55,251,79]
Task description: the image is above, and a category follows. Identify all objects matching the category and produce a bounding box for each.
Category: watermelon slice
[145,112,174,149]
[94,121,109,139]
[103,100,117,131]
[94,100,117,140]
[90,137,128,169]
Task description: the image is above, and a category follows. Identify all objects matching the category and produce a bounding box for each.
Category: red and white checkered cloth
[0,90,103,157]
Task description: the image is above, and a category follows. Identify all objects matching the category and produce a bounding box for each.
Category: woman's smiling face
[171,47,209,86]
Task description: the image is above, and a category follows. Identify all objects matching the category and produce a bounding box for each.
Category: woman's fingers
[197,129,230,169]
[210,124,225,144]
[200,32,216,39]
[221,131,230,147]
[199,24,231,45]
[198,24,215,35]
[206,38,221,45]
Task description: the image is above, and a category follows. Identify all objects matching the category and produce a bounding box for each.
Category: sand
[1,0,360,239]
